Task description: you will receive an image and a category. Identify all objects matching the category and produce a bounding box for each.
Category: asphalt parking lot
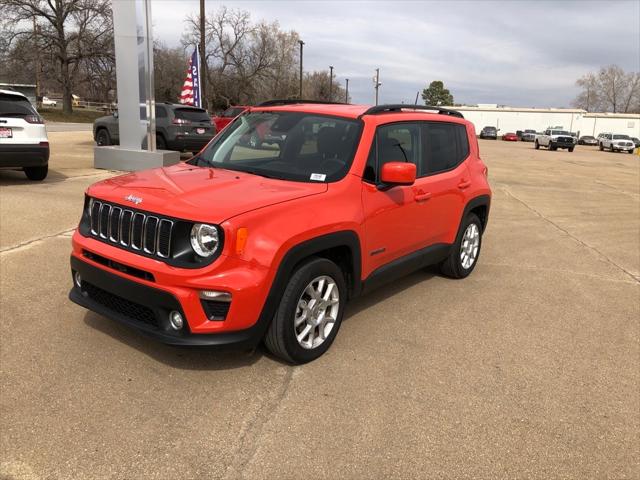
[1,133,638,479]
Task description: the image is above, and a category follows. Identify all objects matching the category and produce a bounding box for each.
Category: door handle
[414,192,432,202]
[458,179,471,189]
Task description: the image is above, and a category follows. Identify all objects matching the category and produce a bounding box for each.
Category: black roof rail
[359,104,464,119]
[256,99,347,107]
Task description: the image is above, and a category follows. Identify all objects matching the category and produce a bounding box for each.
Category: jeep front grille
[89,200,173,258]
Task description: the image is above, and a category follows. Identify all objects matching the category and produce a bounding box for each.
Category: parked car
[212,105,249,132]
[93,103,216,153]
[535,129,576,152]
[598,133,635,153]
[0,89,49,180]
[479,126,498,139]
[578,135,598,146]
[502,132,518,141]
[521,129,537,142]
[42,96,57,107]
[69,102,491,364]
[630,137,640,148]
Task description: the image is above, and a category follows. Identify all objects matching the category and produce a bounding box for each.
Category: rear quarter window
[422,122,469,175]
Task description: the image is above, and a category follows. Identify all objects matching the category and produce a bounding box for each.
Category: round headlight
[190,223,220,257]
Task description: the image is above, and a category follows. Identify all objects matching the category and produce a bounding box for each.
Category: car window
[155,106,167,118]
[422,122,468,175]
[0,93,37,117]
[378,123,421,169]
[174,108,211,123]
[194,111,362,182]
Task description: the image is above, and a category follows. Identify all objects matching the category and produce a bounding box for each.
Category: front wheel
[629,149,635,154]
[95,129,111,146]
[264,257,347,364]
[534,140,540,149]
[549,144,557,151]
[599,143,604,151]
[440,213,483,279]
[568,147,574,152]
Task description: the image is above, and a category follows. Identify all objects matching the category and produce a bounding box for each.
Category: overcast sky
[150,0,640,107]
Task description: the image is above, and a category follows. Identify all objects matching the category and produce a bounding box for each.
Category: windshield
[524,130,536,133]
[551,130,570,135]
[483,127,496,131]
[190,111,362,182]
[613,134,630,139]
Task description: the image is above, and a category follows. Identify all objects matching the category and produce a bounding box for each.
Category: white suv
[0,89,49,180]
[598,133,635,154]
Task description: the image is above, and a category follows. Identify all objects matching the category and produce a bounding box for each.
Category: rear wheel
[440,213,483,279]
[24,165,48,181]
[264,257,346,364]
[95,129,111,146]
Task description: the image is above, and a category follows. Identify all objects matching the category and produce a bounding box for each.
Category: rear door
[413,121,471,245]
[0,93,43,145]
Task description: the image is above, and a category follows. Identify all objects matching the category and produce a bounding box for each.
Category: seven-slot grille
[89,200,174,258]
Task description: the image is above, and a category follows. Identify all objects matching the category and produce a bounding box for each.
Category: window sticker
[310,173,326,181]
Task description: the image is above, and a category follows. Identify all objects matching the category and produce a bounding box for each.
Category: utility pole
[199,0,206,109]
[329,65,334,101]
[414,91,419,105]
[345,79,349,103]
[298,40,304,99]
[373,68,381,105]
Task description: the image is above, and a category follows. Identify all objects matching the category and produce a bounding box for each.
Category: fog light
[200,290,232,302]
[169,311,184,330]
[74,271,82,288]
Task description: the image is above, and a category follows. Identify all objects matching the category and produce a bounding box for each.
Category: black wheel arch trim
[461,194,491,232]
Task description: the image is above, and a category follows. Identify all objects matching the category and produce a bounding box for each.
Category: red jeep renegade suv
[70,101,491,364]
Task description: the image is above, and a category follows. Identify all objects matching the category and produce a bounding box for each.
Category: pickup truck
[534,129,576,152]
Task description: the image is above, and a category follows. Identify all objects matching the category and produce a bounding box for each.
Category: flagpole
[196,44,202,108]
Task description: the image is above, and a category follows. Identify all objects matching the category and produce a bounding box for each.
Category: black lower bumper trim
[69,256,263,348]
[0,144,49,167]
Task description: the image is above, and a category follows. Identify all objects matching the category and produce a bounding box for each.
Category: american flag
[179,47,202,107]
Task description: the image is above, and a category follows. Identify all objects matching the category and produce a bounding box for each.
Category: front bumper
[0,143,49,168]
[69,256,268,347]
[69,230,275,346]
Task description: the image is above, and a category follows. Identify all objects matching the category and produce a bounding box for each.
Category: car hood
[87,162,327,223]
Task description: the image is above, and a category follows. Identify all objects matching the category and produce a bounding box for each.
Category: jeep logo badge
[124,194,143,205]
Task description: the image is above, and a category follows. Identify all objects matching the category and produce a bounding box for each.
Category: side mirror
[380,162,416,187]
[113,111,119,118]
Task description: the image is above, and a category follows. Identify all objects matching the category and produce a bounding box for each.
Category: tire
[440,213,483,279]
[95,128,111,146]
[24,165,48,181]
[156,134,167,150]
[549,144,557,151]
[599,143,604,151]
[264,257,347,364]
[629,149,635,154]
[568,147,574,152]
[534,140,540,149]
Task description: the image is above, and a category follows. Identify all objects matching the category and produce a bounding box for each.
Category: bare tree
[154,42,189,102]
[573,73,600,112]
[302,71,347,103]
[1,0,113,113]
[182,7,301,107]
[573,65,640,113]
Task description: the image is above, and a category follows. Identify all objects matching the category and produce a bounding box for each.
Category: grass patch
[40,108,106,124]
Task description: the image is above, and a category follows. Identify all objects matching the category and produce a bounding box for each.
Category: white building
[453,105,640,138]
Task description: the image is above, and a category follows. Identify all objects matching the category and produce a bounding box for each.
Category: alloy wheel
[460,223,480,269]
[294,275,340,349]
